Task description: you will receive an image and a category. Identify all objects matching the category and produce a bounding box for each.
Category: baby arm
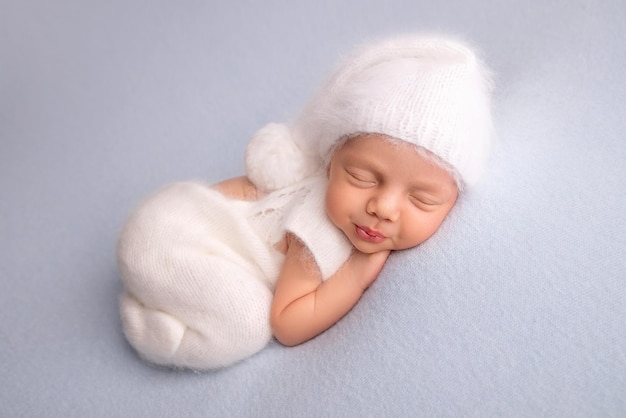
[212,176,262,201]
[270,233,389,347]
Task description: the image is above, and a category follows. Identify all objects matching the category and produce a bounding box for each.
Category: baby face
[326,134,458,254]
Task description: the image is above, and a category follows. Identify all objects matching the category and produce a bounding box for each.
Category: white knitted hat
[245,34,494,192]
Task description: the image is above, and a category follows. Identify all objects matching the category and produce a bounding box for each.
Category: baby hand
[347,250,390,291]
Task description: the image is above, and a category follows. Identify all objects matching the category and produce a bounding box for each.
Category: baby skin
[215,133,458,346]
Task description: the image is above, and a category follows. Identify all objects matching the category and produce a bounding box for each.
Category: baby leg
[119,254,273,370]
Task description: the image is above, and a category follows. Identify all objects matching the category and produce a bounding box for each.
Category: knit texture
[245,35,494,191]
[117,176,351,369]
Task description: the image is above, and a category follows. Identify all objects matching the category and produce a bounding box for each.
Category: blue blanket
[1,0,624,416]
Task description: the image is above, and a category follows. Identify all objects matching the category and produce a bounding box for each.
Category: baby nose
[366,192,401,222]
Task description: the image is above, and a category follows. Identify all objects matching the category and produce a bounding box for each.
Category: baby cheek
[324,190,341,226]
[420,215,447,241]
[328,184,355,224]
[400,214,439,247]
[398,226,427,249]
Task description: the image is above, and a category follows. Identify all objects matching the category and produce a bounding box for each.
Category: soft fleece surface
[2,1,625,416]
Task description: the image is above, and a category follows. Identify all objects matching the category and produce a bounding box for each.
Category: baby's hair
[328,132,464,192]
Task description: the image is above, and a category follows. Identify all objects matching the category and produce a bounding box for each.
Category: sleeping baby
[117,34,494,369]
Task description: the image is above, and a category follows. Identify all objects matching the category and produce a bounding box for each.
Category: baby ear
[244,123,319,192]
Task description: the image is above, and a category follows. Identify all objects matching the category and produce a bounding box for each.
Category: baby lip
[357,225,385,239]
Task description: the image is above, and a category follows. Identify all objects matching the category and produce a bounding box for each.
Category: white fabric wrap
[245,173,353,281]
[117,175,352,370]
[280,175,353,280]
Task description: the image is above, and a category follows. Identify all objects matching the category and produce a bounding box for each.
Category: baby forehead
[334,133,430,160]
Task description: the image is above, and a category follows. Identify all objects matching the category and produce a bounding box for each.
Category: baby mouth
[355,225,386,243]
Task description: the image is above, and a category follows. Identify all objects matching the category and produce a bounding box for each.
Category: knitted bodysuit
[117,173,352,369]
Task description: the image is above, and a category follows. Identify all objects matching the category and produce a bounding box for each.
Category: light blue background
[1,0,625,416]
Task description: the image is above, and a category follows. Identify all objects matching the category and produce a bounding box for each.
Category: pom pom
[244,123,319,192]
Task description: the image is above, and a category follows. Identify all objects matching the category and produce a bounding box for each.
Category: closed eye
[346,170,376,187]
[410,195,440,209]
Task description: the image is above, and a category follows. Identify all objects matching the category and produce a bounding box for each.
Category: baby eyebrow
[410,183,442,194]
[344,163,378,176]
